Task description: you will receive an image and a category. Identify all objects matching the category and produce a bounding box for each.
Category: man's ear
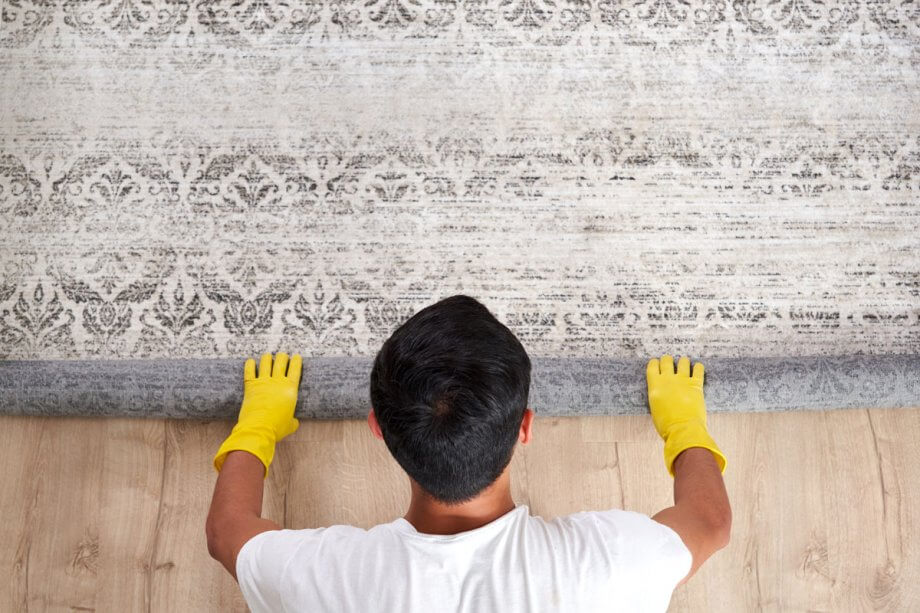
[519,408,534,445]
[368,408,384,440]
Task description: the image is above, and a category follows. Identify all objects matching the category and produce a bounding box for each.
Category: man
[206,295,731,612]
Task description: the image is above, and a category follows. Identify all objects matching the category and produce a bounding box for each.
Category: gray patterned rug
[1,1,918,418]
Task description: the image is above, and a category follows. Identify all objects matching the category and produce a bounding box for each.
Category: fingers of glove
[273,352,289,378]
[692,361,704,383]
[677,355,691,377]
[646,358,660,380]
[244,358,256,381]
[288,353,303,382]
[259,353,273,378]
[659,354,675,376]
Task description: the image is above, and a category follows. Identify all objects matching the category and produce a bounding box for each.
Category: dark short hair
[370,295,532,505]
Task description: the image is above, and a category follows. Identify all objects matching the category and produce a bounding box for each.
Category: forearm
[652,447,731,584]
[207,450,271,528]
[672,447,731,533]
[205,450,281,579]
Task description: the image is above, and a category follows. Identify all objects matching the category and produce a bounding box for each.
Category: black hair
[369,294,532,505]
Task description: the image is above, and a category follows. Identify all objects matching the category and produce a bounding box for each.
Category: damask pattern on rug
[2,0,920,48]
[0,0,918,415]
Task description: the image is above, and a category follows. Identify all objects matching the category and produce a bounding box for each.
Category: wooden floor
[2,408,918,612]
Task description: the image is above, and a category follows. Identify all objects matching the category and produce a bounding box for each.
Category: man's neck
[403,478,517,535]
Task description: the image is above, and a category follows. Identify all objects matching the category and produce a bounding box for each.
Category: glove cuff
[662,420,727,477]
[213,424,277,479]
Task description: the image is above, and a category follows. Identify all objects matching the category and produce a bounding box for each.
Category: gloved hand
[213,352,302,479]
[646,354,727,477]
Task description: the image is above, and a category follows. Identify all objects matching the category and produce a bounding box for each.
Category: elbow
[205,517,223,559]
[206,526,218,559]
[709,504,732,551]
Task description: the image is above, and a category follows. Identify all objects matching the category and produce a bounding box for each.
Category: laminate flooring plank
[821,409,882,611]
[579,414,658,444]
[97,417,168,611]
[149,419,249,612]
[867,407,920,609]
[824,408,920,611]
[1,416,48,612]
[9,417,106,611]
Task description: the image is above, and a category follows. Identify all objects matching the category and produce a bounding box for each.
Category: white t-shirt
[236,504,692,613]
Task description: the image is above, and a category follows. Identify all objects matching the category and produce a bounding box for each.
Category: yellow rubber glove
[646,354,727,477]
[213,352,302,479]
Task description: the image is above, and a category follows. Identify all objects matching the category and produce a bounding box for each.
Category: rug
[1,0,918,418]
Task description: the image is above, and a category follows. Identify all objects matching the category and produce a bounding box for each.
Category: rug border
[1,355,918,419]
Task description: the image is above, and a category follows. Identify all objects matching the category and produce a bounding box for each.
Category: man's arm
[651,447,731,585]
[206,450,281,581]
[646,354,731,586]
[205,352,303,581]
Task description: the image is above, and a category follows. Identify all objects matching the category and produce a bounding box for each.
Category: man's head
[368,294,532,506]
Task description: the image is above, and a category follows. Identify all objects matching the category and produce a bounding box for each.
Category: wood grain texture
[1,409,918,612]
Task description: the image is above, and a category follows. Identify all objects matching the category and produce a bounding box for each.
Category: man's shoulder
[545,508,687,551]
[550,508,656,531]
